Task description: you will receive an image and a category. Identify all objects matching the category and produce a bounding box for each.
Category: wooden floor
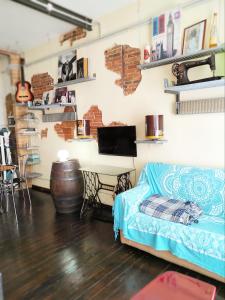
[0,190,224,300]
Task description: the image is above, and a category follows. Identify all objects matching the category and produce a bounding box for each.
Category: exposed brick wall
[104,45,142,96]
[54,107,76,141]
[108,121,127,126]
[60,27,87,46]
[31,73,54,99]
[83,105,104,137]
[55,105,128,140]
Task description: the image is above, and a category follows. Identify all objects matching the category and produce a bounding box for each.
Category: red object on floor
[131,271,216,300]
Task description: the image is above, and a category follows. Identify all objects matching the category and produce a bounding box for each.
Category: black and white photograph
[67,90,76,104]
[57,50,77,83]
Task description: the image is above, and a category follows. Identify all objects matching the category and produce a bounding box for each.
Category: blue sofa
[113,162,225,282]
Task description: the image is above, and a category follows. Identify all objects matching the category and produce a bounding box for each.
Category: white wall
[0,55,11,127]
[24,0,225,204]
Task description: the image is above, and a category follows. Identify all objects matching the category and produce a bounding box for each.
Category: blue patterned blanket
[139,194,202,225]
[113,162,225,278]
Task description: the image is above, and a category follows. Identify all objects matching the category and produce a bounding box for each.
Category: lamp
[11,0,93,30]
[57,149,69,162]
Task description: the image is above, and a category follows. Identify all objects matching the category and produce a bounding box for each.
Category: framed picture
[151,9,181,61]
[42,90,55,105]
[67,90,76,104]
[182,20,206,55]
[54,87,67,103]
[57,50,77,83]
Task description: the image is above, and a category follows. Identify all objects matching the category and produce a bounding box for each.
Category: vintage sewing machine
[172,54,223,85]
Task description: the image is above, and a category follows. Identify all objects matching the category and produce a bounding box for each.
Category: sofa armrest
[113,183,152,239]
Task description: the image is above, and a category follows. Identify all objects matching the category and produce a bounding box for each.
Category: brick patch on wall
[31,72,54,99]
[54,107,76,141]
[104,45,142,96]
[83,105,104,137]
[108,121,127,126]
[41,128,48,139]
[60,27,87,46]
[55,105,128,140]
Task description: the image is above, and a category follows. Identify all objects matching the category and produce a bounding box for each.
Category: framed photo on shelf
[42,90,55,105]
[67,90,76,104]
[57,50,77,83]
[182,20,206,55]
[54,87,67,103]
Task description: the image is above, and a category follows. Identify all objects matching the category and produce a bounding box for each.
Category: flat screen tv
[97,126,137,157]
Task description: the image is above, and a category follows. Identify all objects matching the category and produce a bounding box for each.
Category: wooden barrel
[50,159,84,214]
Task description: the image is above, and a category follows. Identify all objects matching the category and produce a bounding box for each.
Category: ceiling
[0,0,136,52]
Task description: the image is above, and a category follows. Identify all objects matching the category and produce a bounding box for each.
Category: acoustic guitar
[15,58,34,103]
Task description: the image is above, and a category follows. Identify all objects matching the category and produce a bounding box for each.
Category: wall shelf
[135,139,168,144]
[164,78,225,94]
[139,44,225,70]
[164,78,225,115]
[26,172,42,179]
[28,103,76,111]
[54,76,96,88]
[71,138,95,142]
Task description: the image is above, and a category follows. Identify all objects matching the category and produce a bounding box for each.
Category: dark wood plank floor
[0,190,224,300]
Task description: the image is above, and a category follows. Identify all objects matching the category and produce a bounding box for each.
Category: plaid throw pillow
[139,194,202,225]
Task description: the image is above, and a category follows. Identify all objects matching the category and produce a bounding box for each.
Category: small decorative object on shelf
[145,115,164,140]
[77,58,88,78]
[209,12,219,48]
[76,120,91,137]
[144,45,151,63]
[171,54,223,86]
[67,90,76,103]
[182,20,206,55]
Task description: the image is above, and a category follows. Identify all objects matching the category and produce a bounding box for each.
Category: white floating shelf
[54,76,96,88]
[164,78,225,94]
[139,45,225,70]
[135,139,168,144]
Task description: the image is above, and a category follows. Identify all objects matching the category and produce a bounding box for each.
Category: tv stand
[79,164,135,219]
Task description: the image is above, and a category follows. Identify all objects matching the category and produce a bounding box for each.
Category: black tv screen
[97,126,137,157]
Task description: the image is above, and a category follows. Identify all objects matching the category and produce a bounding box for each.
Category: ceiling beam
[0,49,20,57]
[10,0,92,31]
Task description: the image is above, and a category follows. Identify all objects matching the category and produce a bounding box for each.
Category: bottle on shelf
[209,12,219,48]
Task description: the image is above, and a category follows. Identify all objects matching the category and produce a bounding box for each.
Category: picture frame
[182,20,206,55]
[67,90,76,104]
[42,90,55,105]
[151,9,181,61]
[57,50,77,83]
[54,87,67,104]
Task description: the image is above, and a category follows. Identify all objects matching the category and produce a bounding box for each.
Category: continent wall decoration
[104,45,142,96]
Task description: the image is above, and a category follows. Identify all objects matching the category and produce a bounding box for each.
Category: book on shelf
[77,58,88,79]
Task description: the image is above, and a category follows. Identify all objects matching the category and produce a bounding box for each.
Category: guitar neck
[21,65,25,86]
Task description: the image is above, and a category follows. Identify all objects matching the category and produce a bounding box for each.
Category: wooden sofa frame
[120,231,225,283]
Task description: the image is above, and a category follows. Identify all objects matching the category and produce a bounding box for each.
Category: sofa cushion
[138,163,225,217]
